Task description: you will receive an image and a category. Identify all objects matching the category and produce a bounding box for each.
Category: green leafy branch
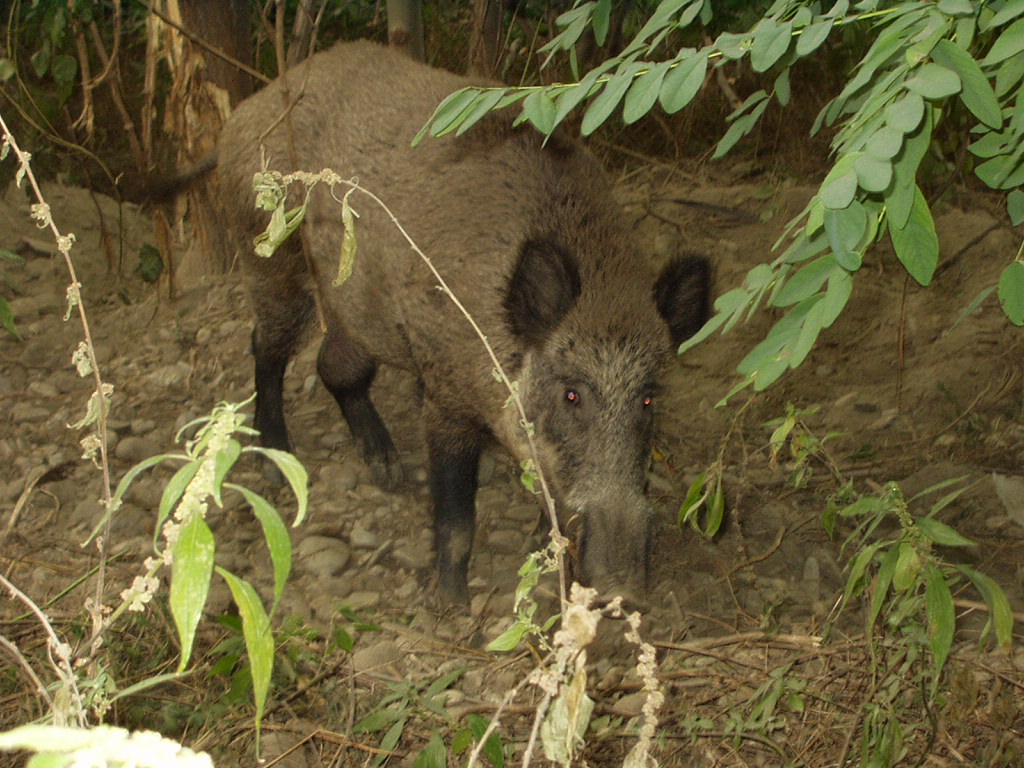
[417,0,1024,400]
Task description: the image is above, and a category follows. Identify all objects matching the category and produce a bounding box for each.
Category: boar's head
[503,237,710,609]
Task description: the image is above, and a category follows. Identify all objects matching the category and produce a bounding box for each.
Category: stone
[349,520,381,549]
[115,436,162,464]
[351,640,403,674]
[342,591,380,610]
[130,418,157,436]
[11,403,50,423]
[392,542,432,570]
[296,535,351,577]
[486,528,522,555]
[611,692,648,717]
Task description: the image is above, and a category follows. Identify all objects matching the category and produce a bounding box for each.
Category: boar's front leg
[317,323,404,490]
[427,415,484,605]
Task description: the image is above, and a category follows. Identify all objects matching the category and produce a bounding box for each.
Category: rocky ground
[1,166,1023,766]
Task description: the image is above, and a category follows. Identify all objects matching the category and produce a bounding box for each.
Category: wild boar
[215,41,711,607]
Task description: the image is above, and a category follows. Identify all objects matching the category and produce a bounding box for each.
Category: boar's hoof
[365,452,404,492]
[437,573,471,607]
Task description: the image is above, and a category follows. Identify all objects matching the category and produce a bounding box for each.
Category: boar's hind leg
[427,421,483,605]
[317,324,403,490]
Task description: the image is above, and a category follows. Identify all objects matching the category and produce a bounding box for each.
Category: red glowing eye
[642,394,654,406]
[565,390,579,404]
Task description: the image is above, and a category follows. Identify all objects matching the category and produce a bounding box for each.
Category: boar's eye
[642,394,654,407]
[565,389,580,405]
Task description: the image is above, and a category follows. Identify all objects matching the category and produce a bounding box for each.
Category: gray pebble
[296,535,351,576]
[130,418,158,436]
[146,362,192,388]
[391,542,432,570]
[12,403,50,423]
[26,380,58,398]
[611,692,647,717]
[342,591,380,610]
[351,640,403,674]
[349,520,382,549]
[115,436,162,464]
[486,528,523,555]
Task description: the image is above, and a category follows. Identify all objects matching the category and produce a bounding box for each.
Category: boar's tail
[142,153,219,204]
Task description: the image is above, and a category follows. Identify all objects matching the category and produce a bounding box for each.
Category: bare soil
[1,162,1022,766]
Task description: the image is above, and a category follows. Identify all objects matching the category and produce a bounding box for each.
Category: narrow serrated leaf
[227,483,292,613]
[172,513,216,670]
[216,567,274,739]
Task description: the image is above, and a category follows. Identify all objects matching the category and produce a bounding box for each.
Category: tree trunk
[148,0,255,288]
[386,0,424,62]
[468,0,502,77]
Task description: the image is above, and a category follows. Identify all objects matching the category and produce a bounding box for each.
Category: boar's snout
[570,489,656,613]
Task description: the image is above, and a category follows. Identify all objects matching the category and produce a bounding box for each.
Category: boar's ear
[653,254,712,347]
[504,239,582,347]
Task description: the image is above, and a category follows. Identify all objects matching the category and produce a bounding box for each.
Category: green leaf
[931,39,1001,129]
[772,254,836,307]
[623,62,669,124]
[924,564,955,676]
[884,92,925,133]
[659,50,708,114]
[427,88,485,138]
[796,18,833,56]
[867,126,904,159]
[886,110,934,228]
[889,185,939,286]
[355,707,407,734]
[172,512,216,671]
[821,267,853,327]
[593,0,611,45]
[983,18,1024,66]
[916,517,976,547]
[581,64,641,135]
[824,202,868,271]
[997,261,1024,324]
[248,447,308,525]
[678,471,708,527]
[938,0,973,15]
[956,565,1014,650]
[706,475,726,538]
[716,31,750,60]
[867,545,898,629]
[466,714,505,768]
[454,89,506,136]
[487,620,531,651]
[49,54,76,84]
[750,19,792,73]
[854,153,892,192]
[375,717,409,767]
[988,0,1024,28]
[892,541,921,592]
[155,460,202,546]
[216,568,274,741]
[426,668,465,699]
[1008,189,1024,224]
[713,92,769,158]
[905,63,961,100]
[820,164,858,210]
[522,89,557,134]
[211,439,242,507]
[412,731,447,768]
[0,296,22,340]
[226,484,292,613]
[774,66,791,107]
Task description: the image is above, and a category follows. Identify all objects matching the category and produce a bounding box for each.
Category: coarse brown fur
[214,41,710,606]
